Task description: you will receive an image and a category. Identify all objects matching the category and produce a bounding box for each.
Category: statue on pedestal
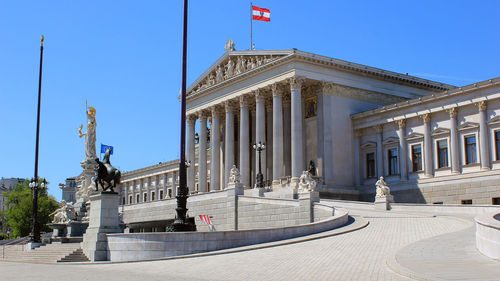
[299,171,317,192]
[229,165,240,184]
[375,176,391,197]
[50,200,75,224]
[79,104,97,162]
[94,148,121,193]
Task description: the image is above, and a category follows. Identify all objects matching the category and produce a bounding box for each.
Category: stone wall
[237,196,304,230]
[107,206,346,262]
[358,172,500,205]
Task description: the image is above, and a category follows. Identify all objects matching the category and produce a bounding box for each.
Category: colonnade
[121,171,178,205]
[355,101,491,183]
[187,76,307,191]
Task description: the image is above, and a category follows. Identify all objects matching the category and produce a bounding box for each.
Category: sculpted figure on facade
[224,39,235,52]
[207,73,215,86]
[235,56,244,75]
[375,176,391,197]
[215,65,224,83]
[225,58,234,78]
[298,171,317,192]
[229,165,240,184]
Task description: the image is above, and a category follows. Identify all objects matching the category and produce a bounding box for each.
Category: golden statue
[78,101,97,160]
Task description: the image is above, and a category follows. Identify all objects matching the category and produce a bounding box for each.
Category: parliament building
[117,45,500,206]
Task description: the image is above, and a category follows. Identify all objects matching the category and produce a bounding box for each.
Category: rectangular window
[388,149,398,175]
[366,152,375,178]
[151,191,155,201]
[168,189,173,198]
[412,145,422,172]
[496,131,500,160]
[465,136,477,164]
[433,202,443,204]
[159,190,164,200]
[143,192,148,202]
[136,194,140,203]
[461,199,472,205]
[437,140,449,168]
[492,197,500,205]
[122,197,125,205]
[129,195,133,204]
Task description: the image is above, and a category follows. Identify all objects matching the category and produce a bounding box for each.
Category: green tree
[4,180,59,238]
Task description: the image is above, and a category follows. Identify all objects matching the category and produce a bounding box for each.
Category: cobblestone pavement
[0,209,473,281]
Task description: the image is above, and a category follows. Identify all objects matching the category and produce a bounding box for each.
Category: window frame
[435,138,450,169]
[411,143,423,172]
[464,134,478,165]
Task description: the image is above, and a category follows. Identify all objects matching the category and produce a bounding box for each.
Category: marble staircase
[1,242,89,263]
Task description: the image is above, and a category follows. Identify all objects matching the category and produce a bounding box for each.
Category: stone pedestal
[374,195,394,211]
[298,191,320,224]
[226,183,244,230]
[48,223,67,238]
[83,192,121,261]
[251,187,265,197]
[66,221,89,237]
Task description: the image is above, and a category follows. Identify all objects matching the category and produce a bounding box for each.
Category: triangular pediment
[187,50,291,96]
[488,115,500,125]
[431,127,450,136]
[458,122,479,131]
[383,137,399,145]
[360,141,377,149]
[406,132,424,141]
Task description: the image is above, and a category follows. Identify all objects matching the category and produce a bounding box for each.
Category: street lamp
[29,178,46,243]
[253,142,266,188]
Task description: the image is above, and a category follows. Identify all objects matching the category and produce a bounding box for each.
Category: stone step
[0,242,88,263]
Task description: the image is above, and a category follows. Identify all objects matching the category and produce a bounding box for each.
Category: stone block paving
[1,207,474,281]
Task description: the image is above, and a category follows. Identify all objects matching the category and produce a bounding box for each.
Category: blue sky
[1,1,499,200]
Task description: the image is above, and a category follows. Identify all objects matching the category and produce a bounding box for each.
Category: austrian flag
[252,6,270,22]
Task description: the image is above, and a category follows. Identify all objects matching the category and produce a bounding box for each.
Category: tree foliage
[3,180,59,238]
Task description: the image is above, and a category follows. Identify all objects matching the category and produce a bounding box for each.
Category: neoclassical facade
[117,46,500,205]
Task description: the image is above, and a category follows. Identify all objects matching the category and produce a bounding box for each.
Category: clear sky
[1,1,499,200]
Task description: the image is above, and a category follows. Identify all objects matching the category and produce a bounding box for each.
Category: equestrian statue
[95,148,121,193]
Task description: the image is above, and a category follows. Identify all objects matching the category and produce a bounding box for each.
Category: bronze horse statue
[95,148,121,192]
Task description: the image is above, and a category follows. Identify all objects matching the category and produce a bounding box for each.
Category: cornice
[351,77,500,120]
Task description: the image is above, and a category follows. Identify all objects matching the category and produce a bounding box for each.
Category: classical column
[478,101,490,170]
[224,101,235,188]
[124,183,129,205]
[398,119,408,181]
[138,179,144,203]
[145,179,150,202]
[353,130,361,186]
[448,107,460,174]
[239,96,250,187]
[290,76,305,183]
[272,83,284,185]
[255,90,267,186]
[198,112,208,192]
[132,181,136,204]
[171,171,177,197]
[154,176,159,201]
[186,114,196,190]
[162,174,167,199]
[375,125,384,178]
[422,114,433,177]
[210,107,221,190]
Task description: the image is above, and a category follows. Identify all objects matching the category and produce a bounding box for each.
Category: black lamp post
[253,142,266,188]
[29,178,46,242]
[171,0,196,232]
[29,35,45,243]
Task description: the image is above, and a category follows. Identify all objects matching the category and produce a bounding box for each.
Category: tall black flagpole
[172,0,195,231]
[30,35,44,243]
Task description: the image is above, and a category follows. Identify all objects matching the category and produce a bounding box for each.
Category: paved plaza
[1,208,498,281]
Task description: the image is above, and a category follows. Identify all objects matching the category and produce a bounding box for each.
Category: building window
[461,199,472,205]
[159,190,164,200]
[433,202,443,204]
[492,197,500,205]
[143,192,148,202]
[412,144,422,172]
[437,140,449,168]
[495,131,500,160]
[122,197,125,205]
[136,194,140,203]
[151,191,155,201]
[366,152,375,178]
[387,149,398,175]
[129,195,133,204]
[168,189,173,198]
[464,135,477,164]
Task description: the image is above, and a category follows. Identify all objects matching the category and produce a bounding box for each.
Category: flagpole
[250,2,253,50]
